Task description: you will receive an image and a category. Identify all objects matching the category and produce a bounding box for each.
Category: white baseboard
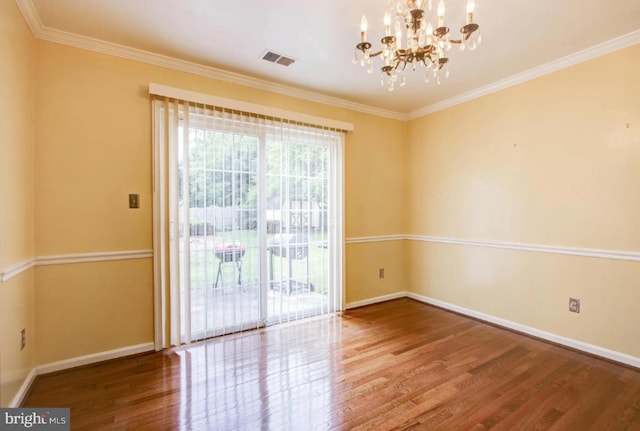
[9,295,640,407]
[36,342,155,375]
[345,291,409,309]
[406,292,640,369]
[7,343,155,406]
[9,368,37,408]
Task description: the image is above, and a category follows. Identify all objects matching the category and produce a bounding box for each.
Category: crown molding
[14,0,407,122]
[13,0,41,35]
[409,29,640,119]
[15,0,640,122]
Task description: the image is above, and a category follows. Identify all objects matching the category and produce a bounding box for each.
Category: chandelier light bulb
[384,11,392,36]
[360,15,368,42]
[437,0,445,18]
[466,0,475,24]
[396,30,403,49]
[466,0,475,14]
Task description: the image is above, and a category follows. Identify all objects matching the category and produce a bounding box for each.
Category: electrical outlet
[21,328,26,350]
[569,298,580,313]
[379,268,384,279]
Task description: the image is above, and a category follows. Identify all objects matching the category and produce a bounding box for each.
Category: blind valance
[149,83,354,133]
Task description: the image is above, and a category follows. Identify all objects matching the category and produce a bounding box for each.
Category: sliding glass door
[178,119,263,340]
[264,131,334,325]
[154,99,343,345]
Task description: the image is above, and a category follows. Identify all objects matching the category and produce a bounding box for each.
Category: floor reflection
[176,315,343,431]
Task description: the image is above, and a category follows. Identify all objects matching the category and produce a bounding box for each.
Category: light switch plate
[129,194,140,209]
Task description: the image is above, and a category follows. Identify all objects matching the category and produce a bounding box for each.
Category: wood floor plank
[23,298,640,430]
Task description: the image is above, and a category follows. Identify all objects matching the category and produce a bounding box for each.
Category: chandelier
[353,0,481,91]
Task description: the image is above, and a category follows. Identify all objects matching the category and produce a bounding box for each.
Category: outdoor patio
[188,283,330,340]
[180,228,332,340]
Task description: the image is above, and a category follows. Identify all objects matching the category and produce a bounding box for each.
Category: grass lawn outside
[181,229,330,294]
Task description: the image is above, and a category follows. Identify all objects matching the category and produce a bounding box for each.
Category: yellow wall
[6,0,639,388]
[35,260,153,364]
[344,113,407,304]
[407,45,640,357]
[345,240,406,304]
[33,41,407,362]
[0,0,36,406]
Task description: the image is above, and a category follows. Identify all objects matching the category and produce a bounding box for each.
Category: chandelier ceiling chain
[353,0,481,91]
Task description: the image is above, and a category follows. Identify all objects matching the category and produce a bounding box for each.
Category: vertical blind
[151,87,348,348]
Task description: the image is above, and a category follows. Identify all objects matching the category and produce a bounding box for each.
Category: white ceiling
[22,0,640,116]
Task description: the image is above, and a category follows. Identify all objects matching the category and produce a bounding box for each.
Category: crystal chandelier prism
[353,0,482,91]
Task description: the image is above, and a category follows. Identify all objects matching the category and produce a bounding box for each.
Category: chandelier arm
[460,23,480,40]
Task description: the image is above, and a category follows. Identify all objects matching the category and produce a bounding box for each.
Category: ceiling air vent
[260,50,295,67]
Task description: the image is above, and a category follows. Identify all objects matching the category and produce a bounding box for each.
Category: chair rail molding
[408,235,640,262]
[0,250,154,283]
[0,258,36,282]
[36,250,154,266]
[345,235,406,244]
[345,234,640,262]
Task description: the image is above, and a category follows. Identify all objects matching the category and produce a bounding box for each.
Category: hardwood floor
[24,298,640,430]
